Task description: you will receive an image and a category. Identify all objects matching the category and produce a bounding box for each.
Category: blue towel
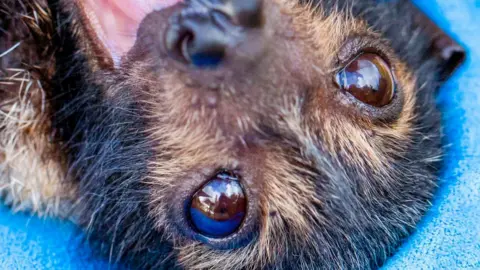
[0,204,114,269]
[0,0,479,269]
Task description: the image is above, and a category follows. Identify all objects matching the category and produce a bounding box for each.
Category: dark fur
[2,0,452,269]
[45,0,178,267]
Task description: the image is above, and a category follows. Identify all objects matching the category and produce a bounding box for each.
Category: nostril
[188,170,247,238]
[165,21,193,64]
[167,29,226,68]
[165,11,227,68]
[165,0,265,68]
[186,32,226,68]
[181,34,193,63]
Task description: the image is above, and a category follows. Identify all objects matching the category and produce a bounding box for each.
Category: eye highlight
[189,171,247,238]
[336,53,395,107]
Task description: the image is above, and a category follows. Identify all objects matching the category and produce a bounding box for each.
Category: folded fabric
[0,0,479,269]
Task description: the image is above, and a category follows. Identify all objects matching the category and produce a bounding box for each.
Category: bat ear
[408,1,466,81]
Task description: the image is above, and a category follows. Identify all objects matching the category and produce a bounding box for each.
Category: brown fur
[91,1,430,269]
[0,0,74,216]
[1,0,453,269]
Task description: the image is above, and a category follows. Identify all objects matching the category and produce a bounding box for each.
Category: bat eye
[336,53,395,107]
[189,171,247,238]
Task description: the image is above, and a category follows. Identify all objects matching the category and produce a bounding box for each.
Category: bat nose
[165,0,264,68]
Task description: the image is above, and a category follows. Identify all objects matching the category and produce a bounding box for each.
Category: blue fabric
[0,0,479,269]
[0,205,113,269]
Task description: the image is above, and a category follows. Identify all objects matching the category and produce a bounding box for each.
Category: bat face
[37,0,465,269]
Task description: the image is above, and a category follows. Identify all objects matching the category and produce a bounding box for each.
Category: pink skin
[80,0,182,66]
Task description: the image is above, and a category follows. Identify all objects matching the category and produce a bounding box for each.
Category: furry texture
[0,0,452,269]
[0,0,73,217]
